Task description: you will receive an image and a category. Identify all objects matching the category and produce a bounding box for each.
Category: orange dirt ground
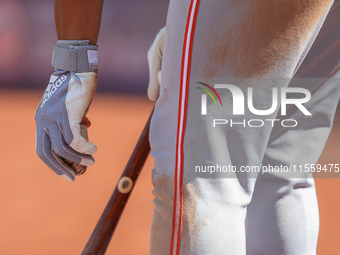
[0,89,338,255]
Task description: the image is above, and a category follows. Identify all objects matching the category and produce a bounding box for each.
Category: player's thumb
[69,123,97,155]
[148,70,162,101]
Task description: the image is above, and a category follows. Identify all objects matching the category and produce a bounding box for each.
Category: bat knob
[117,176,133,194]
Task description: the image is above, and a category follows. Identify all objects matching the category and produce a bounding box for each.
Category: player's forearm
[54,0,104,45]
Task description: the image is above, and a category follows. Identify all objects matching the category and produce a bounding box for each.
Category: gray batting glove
[35,40,98,181]
[147,27,165,101]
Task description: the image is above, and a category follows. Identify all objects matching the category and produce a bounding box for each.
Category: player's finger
[36,128,76,182]
[147,50,162,100]
[81,116,91,128]
[67,121,97,155]
[148,70,162,101]
[48,123,95,166]
[158,70,162,87]
[147,27,165,101]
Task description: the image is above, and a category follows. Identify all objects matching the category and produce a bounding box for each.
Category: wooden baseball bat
[82,108,153,255]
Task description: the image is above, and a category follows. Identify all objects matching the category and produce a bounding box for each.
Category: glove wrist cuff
[51,40,98,73]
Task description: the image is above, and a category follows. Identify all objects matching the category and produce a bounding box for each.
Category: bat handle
[82,108,153,255]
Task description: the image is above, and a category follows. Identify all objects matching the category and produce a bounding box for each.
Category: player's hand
[147,27,165,101]
[35,40,98,181]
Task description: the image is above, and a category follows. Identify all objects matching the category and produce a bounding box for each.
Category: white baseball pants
[149,1,339,254]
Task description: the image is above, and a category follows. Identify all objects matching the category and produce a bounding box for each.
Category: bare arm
[54,0,104,45]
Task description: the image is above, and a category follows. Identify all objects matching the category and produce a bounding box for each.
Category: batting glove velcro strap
[52,40,98,73]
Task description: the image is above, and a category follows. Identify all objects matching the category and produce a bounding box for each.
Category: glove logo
[40,74,67,108]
